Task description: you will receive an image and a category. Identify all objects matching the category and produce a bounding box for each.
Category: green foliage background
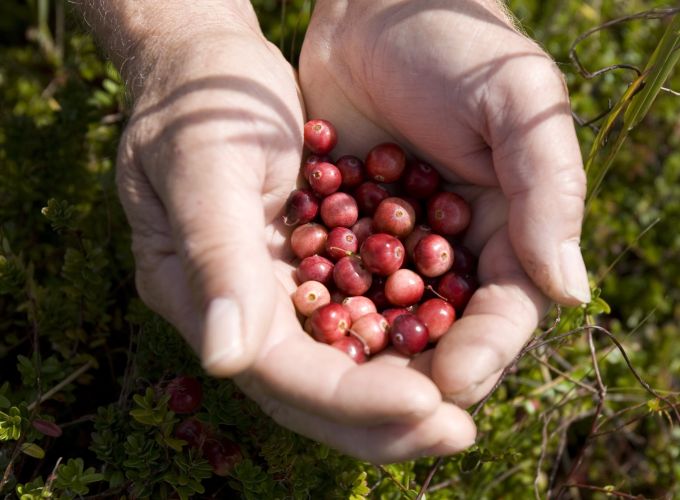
[0,0,678,498]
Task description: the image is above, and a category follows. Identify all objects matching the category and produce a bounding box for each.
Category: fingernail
[560,240,591,304]
[201,298,244,373]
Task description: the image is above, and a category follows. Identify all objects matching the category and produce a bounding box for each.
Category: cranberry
[336,155,365,189]
[333,255,372,296]
[166,376,203,414]
[414,234,454,277]
[416,298,455,342]
[341,296,377,322]
[427,192,471,236]
[437,272,478,312]
[404,225,432,261]
[330,289,347,304]
[203,437,242,477]
[401,161,441,198]
[174,418,207,449]
[297,255,334,286]
[373,197,416,238]
[390,314,429,356]
[382,308,410,326]
[303,154,332,179]
[385,269,424,307]
[331,336,367,364]
[303,316,314,334]
[293,281,331,317]
[325,227,358,260]
[402,196,424,222]
[311,303,352,343]
[290,223,327,259]
[304,119,338,155]
[359,233,405,275]
[353,182,390,215]
[308,162,342,196]
[365,275,391,310]
[32,419,62,438]
[451,243,477,276]
[283,189,319,226]
[350,313,390,354]
[365,143,406,182]
[320,192,359,228]
[351,217,375,247]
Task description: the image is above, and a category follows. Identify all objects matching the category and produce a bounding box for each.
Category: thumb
[489,58,591,306]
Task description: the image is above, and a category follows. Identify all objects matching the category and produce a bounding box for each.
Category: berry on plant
[203,437,243,477]
[174,417,207,449]
[166,375,203,414]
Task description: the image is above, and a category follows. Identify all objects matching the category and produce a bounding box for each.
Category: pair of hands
[115,0,590,463]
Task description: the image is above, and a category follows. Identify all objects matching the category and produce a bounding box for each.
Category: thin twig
[27,360,95,411]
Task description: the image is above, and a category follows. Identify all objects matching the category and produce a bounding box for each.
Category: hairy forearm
[72,0,260,97]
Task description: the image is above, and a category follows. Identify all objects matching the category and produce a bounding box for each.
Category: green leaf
[20,442,46,459]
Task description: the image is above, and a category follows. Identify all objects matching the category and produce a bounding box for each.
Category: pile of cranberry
[287,119,478,363]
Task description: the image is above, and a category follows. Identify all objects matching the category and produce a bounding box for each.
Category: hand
[116,26,475,462]
[300,0,591,406]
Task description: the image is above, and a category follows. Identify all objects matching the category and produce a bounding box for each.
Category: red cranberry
[351,217,375,247]
[336,155,365,189]
[331,336,367,363]
[365,143,406,182]
[451,243,477,276]
[359,233,405,275]
[333,255,372,296]
[382,308,410,326]
[365,275,391,310]
[325,227,358,260]
[427,192,471,236]
[341,296,377,322]
[303,154,332,179]
[311,303,352,343]
[353,182,390,215]
[297,255,334,286]
[390,314,429,356]
[174,418,207,449]
[351,313,390,354]
[203,437,242,477]
[414,234,454,277]
[308,162,342,196]
[373,197,416,238]
[402,196,424,222]
[32,419,63,438]
[304,119,338,155]
[166,376,203,414]
[401,161,441,198]
[385,269,424,307]
[283,189,319,227]
[290,223,328,259]
[320,192,359,228]
[416,298,456,342]
[437,272,478,312]
[293,281,331,317]
[404,225,432,261]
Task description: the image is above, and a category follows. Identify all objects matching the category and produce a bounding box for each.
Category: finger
[432,227,550,403]
[487,53,590,305]
[253,393,476,464]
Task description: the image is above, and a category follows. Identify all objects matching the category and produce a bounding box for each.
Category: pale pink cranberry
[331,336,367,364]
[291,223,327,259]
[283,189,319,226]
[320,192,359,228]
[401,161,441,198]
[351,217,375,247]
[365,143,406,183]
[437,272,478,313]
[353,182,389,215]
[414,234,454,277]
[390,314,429,356]
[325,227,358,260]
[336,155,365,189]
[308,162,342,196]
[304,119,337,155]
[359,233,405,275]
[341,296,377,322]
[404,225,432,261]
[297,255,334,286]
[385,269,424,307]
[373,197,416,238]
[416,298,455,342]
[382,308,410,326]
[351,313,390,354]
[333,255,372,296]
[292,281,331,317]
[427,192,471,236]
[311,303,352,344]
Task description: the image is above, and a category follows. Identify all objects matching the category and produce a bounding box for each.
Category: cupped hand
[115,27,475,462]
[300,0,591,406]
